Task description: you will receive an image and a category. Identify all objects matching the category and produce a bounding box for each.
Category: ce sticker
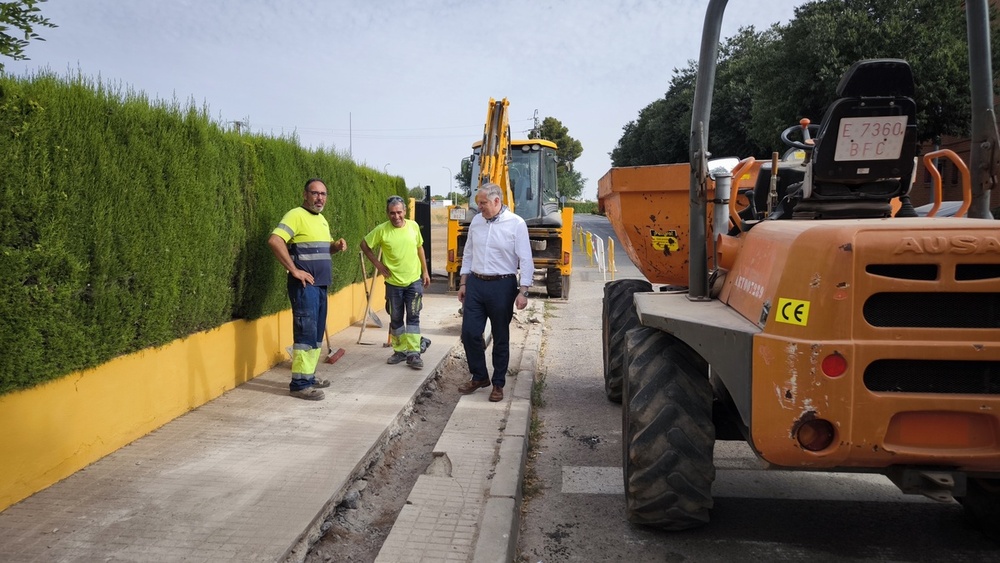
[776,298,810,326]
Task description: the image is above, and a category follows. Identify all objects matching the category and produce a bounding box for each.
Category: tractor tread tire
[602,279,653,403]
[622,326,715,530]
[546,267,565,298]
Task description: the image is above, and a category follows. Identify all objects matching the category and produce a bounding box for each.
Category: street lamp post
[383,163,390,173]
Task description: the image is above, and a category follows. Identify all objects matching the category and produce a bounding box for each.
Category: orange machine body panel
[598,162,759,285]
[718,218,1000,470]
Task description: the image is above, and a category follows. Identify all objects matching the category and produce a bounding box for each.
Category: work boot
[420,337,431,353]
[489,385,504,402]
[290,387,325,401]
[387,351,408,365]
[406,354,423,370]
[312,378,331,389]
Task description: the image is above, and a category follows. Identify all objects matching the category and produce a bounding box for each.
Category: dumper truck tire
[546,267,567,298]
[622,325,715,530]
[602,279,653,403]
[958,477,1000,541]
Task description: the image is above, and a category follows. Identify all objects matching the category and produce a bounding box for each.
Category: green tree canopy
[530,116,586,199]
[748,0,974,150]
[0,0,56,72]
[407,186,427,201]
[610,26,780,166]
[456,157,472,194]
[611,0,988,167]
[611,66,695,166]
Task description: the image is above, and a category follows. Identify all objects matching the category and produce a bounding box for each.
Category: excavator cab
[468,139,562,227]
[447,97,573,297]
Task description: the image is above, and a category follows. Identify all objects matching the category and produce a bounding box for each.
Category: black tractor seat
[777,59,919,220]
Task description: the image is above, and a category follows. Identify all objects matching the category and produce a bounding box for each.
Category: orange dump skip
[597,164,703,285]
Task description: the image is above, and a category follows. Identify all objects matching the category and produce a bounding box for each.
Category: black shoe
[407,354,424,369]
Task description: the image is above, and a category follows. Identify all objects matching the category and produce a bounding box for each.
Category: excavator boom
[477,97,515,210]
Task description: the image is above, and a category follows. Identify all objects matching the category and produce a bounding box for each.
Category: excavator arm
[476,98,515,211]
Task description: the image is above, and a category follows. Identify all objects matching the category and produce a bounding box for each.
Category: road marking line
[561,466,939,503]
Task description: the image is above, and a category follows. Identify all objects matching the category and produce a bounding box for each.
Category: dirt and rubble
[304,304,533,563]
[303,350,467,563]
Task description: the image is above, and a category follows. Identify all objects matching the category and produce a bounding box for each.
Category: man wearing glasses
[360,195,431,369]
[268,178,348,400]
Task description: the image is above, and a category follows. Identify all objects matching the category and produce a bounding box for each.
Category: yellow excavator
[446,98,574,297]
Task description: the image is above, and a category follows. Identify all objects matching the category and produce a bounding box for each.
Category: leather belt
[472,272,516,281]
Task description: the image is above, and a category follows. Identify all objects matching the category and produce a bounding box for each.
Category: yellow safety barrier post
[585,231,594,266]
[576,225,585,252]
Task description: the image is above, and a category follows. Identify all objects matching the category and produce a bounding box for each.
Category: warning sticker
[650,230,680,253]
[776,298,810,326]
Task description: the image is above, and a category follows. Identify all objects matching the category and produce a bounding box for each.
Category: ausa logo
[894,235,1000,255]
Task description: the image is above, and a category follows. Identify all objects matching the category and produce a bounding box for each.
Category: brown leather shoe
[489,385,504,402]
[458,379,490,394]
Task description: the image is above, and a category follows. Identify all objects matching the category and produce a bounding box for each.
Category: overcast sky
[7,0,804,200]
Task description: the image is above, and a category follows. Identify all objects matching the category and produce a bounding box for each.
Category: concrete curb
[475,320,543,563]
[374,310,544,563]
[283,363,449,562]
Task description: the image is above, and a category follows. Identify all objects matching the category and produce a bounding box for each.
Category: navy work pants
[461,276,518,388]
[287,279,328,391]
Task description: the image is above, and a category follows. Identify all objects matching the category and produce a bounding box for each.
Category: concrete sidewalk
[0,282,540,562]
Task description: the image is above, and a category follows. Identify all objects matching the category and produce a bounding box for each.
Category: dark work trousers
[287,279,328,391]
[385,280,424,355]
[461,275,518,388]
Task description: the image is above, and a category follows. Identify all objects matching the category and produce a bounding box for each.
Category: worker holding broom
[268,178,348,401]
[360,195,431,370]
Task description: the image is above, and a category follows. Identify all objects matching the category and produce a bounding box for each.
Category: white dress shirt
[460,208,535,288]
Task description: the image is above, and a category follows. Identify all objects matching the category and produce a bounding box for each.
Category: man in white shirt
[456,183,533,402]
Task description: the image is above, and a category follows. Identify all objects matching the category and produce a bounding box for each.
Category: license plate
[833,116,908,162]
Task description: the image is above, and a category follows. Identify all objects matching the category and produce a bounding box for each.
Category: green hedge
[567,200,599,215]
[0,71,405,395]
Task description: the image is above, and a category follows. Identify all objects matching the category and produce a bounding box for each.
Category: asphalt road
[517,213,998,563]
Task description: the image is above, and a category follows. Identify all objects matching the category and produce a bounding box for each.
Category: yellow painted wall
[0,280,384,512]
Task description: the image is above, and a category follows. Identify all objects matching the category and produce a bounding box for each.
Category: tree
[558,169,586,200]
[611,0,988,166]
[610,26,779,167]
[407,186,427,201]
[529,117,586,199]
[611,66,696,166]
[0,0,56,72]
[456,157,472,194]
[748,0,976,150]
[711,26,780,158]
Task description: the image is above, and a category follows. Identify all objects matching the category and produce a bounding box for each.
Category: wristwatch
[520,289,529,298]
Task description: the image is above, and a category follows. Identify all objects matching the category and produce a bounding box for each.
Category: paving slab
[0,283,542,563]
